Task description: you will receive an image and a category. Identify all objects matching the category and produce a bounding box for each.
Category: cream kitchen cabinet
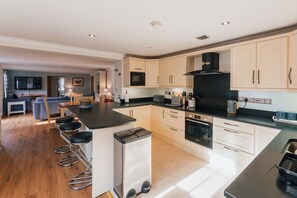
[159,56,193,87]
[255,126,281,155]
[113,106,151,131]
[123,57,146,87]
[145,59,159,87]
[289,33,297,88]
[151,106,165,134]
[231,37,288,89]
[231,43,257,88]
[163,109,185,145]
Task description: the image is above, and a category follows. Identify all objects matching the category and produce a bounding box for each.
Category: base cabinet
[255,126,281,155]
[151,106,165,135]
[113,106,151,131]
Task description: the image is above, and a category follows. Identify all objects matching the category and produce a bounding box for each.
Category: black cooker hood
[184,52,229,76]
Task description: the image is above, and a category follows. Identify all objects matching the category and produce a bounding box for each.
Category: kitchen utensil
[287,112,297,120]
[276,152,297,185]
[276,111,287,119]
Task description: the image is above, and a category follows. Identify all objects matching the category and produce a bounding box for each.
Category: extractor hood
[184,52,228,76]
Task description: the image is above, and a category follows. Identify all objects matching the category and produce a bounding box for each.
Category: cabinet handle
[252,70,255,84]
[171,75,173,83]
[168,76,171,83]
[258,70,260,84]
[170,127,178,132]
[132,110,133,118]
[224,129,239,134]
[224,146,239,153]
[163,110,165,119]
[135,68,142,71]
[289,67,292,84]
[157,76,159,84]
[170,115,178,119]
[170,111,178,114]
[223,122,239,127]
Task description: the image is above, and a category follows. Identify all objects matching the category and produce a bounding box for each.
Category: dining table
[58,100,99,117]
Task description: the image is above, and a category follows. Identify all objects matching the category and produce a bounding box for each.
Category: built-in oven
[130,72,145,86]
[185,112,213,149]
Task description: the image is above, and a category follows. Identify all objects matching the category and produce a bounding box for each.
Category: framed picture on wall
[72,77,84,86]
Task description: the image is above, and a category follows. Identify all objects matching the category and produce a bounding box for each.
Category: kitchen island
[68,103,136,198]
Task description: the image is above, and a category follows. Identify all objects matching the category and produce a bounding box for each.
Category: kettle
[227,100,238,114]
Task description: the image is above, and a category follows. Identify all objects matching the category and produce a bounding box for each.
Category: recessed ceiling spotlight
[196,35,209,40]
[150,21,162,29]
[19,54,23,58]
[221,21,230,26]
[147,46,153,50]
[88,33,96,37]
[25,64,28,66]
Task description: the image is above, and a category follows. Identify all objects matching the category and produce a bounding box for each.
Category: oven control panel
[185,112,213,123]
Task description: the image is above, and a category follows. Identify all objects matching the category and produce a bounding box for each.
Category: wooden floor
[0,113,111,198]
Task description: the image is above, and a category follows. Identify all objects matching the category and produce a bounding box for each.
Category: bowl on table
[79,99,93,106]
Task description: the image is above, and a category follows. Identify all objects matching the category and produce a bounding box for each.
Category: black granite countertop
[68,103,136,129]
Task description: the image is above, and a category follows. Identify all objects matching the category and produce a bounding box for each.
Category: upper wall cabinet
[289,33,297,89]
[159,56,193,87]
[231,43,257,88]
[145,59,159,87]
[231,37,288,89]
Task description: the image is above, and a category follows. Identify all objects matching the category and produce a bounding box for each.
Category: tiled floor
[138,137,237,198]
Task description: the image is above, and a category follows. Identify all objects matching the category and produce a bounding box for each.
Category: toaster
[153,95,165,103]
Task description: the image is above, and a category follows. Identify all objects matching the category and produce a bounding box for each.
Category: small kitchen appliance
[153,95,165,103]
[227,100,238,114]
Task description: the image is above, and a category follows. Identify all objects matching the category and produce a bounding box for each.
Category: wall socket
[238,97,272,104]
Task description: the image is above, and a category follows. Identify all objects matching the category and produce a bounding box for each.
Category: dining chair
[43,96,52,132]
[69,94,83,103]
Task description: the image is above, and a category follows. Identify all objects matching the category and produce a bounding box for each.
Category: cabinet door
[145,60,159,87]
[171,56,188,87]
[129,59,145,72]
[289,33,297,88]
[231,43,257,88]
[257,37,288,88]
[255,126,280,155]
[164,125,185,145]
[151,106,164,134]
[159,59,172,86]
[131,106,151,131]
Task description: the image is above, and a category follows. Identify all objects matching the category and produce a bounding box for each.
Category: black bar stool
[54,116,75,154]
[57,122,82,167]
[67,131,93,190]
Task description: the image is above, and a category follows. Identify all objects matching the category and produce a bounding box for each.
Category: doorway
[47,76,65,97]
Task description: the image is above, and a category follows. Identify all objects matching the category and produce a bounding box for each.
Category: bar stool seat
[69,132,92,143]
[68,131,93,190]
[59,122,82,131]
[56,116,75,124]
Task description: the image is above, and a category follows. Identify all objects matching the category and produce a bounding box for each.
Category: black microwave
[130,72,145,86]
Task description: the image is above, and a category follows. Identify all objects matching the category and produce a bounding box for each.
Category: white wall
[113,60,123,99]
[239,91,297,112]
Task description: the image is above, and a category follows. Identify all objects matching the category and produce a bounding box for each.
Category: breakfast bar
[68,103,136,197]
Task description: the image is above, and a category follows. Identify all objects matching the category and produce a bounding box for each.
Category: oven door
[185,118,213,149]
[130,72,145,86]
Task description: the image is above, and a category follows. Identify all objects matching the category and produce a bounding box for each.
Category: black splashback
[193,73,238,110]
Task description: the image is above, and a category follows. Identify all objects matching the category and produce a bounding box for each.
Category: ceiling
[0,0,297,70]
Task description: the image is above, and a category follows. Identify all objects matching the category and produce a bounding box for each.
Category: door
[131,106,151,131]
[159,59,172,86]
[255,126,280,155]
[171,56,188,87]
[257,37,288,88]
[151,106,164,134]
[145,60,159,87]
[91,76,94,92]
[231,43,257,88]
[289,33,297,88]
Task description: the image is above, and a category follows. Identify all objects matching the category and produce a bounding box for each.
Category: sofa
[3,94,31,115]
[33,96,70,120]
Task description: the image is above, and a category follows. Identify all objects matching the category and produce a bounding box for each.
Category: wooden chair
[69,94,83,103]
[43,96,52,132]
